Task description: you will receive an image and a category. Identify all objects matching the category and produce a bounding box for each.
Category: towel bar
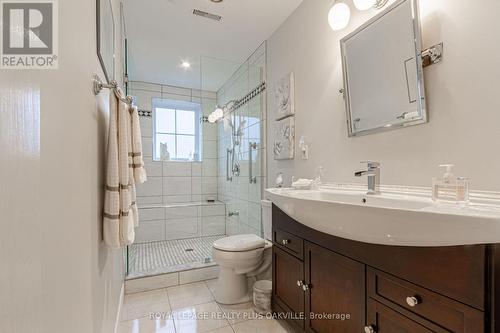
[93,74,133,105]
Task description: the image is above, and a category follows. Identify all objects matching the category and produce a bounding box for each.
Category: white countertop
[265,184,500,247]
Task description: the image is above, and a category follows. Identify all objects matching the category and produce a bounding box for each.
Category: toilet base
[214,267,252,305]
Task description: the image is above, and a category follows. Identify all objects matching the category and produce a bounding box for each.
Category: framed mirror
[340,0,427,137]
[97,0,115,83]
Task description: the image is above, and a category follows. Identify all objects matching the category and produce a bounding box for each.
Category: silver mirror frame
[340,0,427,137]
[97,0,115,84]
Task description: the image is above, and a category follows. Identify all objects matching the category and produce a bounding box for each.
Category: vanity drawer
[367,268,484,333]
[274,228,303,259]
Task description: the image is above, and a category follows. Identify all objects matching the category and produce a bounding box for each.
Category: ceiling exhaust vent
[193,9,222,22]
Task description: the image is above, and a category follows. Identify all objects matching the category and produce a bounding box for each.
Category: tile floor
[118,279,291,333]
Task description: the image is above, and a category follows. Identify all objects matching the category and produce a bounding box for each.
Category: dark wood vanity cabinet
[271,204,495,333]
[304,242,365,332]
[273,246,305,329]
[367,299,435,333]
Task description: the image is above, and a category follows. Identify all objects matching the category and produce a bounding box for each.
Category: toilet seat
[213,234,265,252]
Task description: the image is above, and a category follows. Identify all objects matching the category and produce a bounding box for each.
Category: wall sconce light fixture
[328,0,389,31]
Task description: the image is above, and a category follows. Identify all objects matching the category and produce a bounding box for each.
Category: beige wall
[0,0,124,332]
[267,0,500,191]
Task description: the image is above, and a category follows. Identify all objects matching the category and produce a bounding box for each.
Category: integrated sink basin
[265,185,500,246]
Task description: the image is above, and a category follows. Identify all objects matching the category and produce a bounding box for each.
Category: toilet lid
[213,234,265,252]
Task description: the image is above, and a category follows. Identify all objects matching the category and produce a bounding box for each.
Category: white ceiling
[123,0,303,92]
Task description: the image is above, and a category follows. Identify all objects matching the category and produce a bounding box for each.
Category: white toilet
[212,200,273,304]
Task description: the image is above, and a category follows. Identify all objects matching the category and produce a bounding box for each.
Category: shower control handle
[228,211,240,217]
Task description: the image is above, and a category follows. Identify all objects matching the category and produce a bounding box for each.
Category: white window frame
[152,98,201,162]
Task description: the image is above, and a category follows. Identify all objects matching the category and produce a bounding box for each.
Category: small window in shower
[152,99,201,161]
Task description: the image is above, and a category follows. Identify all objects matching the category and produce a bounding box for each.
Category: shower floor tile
[127,235,223,279]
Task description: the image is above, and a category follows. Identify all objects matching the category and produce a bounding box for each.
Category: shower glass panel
[125,43,266,280]
[199,56,239,250]
[210,42,267,239]
[126,56,224,279]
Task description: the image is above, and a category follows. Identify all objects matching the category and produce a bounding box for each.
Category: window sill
[152,159,202,163]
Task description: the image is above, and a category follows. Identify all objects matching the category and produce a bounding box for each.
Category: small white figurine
[276,172,284,188]
[160,143,170,161]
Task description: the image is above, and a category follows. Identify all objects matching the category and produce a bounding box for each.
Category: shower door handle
[226,148,233,182]
[249,142,258,184]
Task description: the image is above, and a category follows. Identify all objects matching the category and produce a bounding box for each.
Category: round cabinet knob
[282,239,290,245]
[296,280,304,287]
[364,325,376,333]
[406,296,420,307]
[302,284,310,291]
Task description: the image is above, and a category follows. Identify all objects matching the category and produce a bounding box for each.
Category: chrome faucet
[355,161,380,195]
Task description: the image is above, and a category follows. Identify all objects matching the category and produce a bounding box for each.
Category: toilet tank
[261,200,272,241]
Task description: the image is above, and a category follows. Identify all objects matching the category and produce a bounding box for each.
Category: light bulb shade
[328,2,351,31]
[214,107,224,119]
[353,0,376,10]
[208,113,217,123]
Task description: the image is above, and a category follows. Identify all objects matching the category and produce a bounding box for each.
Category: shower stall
[125,43,267,281]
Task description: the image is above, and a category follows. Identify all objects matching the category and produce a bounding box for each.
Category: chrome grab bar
[249,142,258,184]
[226,148,233,182]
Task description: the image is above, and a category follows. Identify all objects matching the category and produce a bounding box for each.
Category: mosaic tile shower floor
[127,235,223,279]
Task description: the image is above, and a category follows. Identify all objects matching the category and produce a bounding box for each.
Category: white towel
[129,105,146,227]
[103,90,146,248]
[131,105,147,184]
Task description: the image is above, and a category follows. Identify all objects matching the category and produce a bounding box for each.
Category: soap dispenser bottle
[432,164,470,204]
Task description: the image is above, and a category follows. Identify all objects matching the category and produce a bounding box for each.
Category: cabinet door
[367,299,435,333]
[273,246,305,329]
[305,242,365,333]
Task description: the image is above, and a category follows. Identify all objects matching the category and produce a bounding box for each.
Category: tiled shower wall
[134,203,225,243]
[130,81,219,204]
[129,81,225,243]
[217,43,267,237]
